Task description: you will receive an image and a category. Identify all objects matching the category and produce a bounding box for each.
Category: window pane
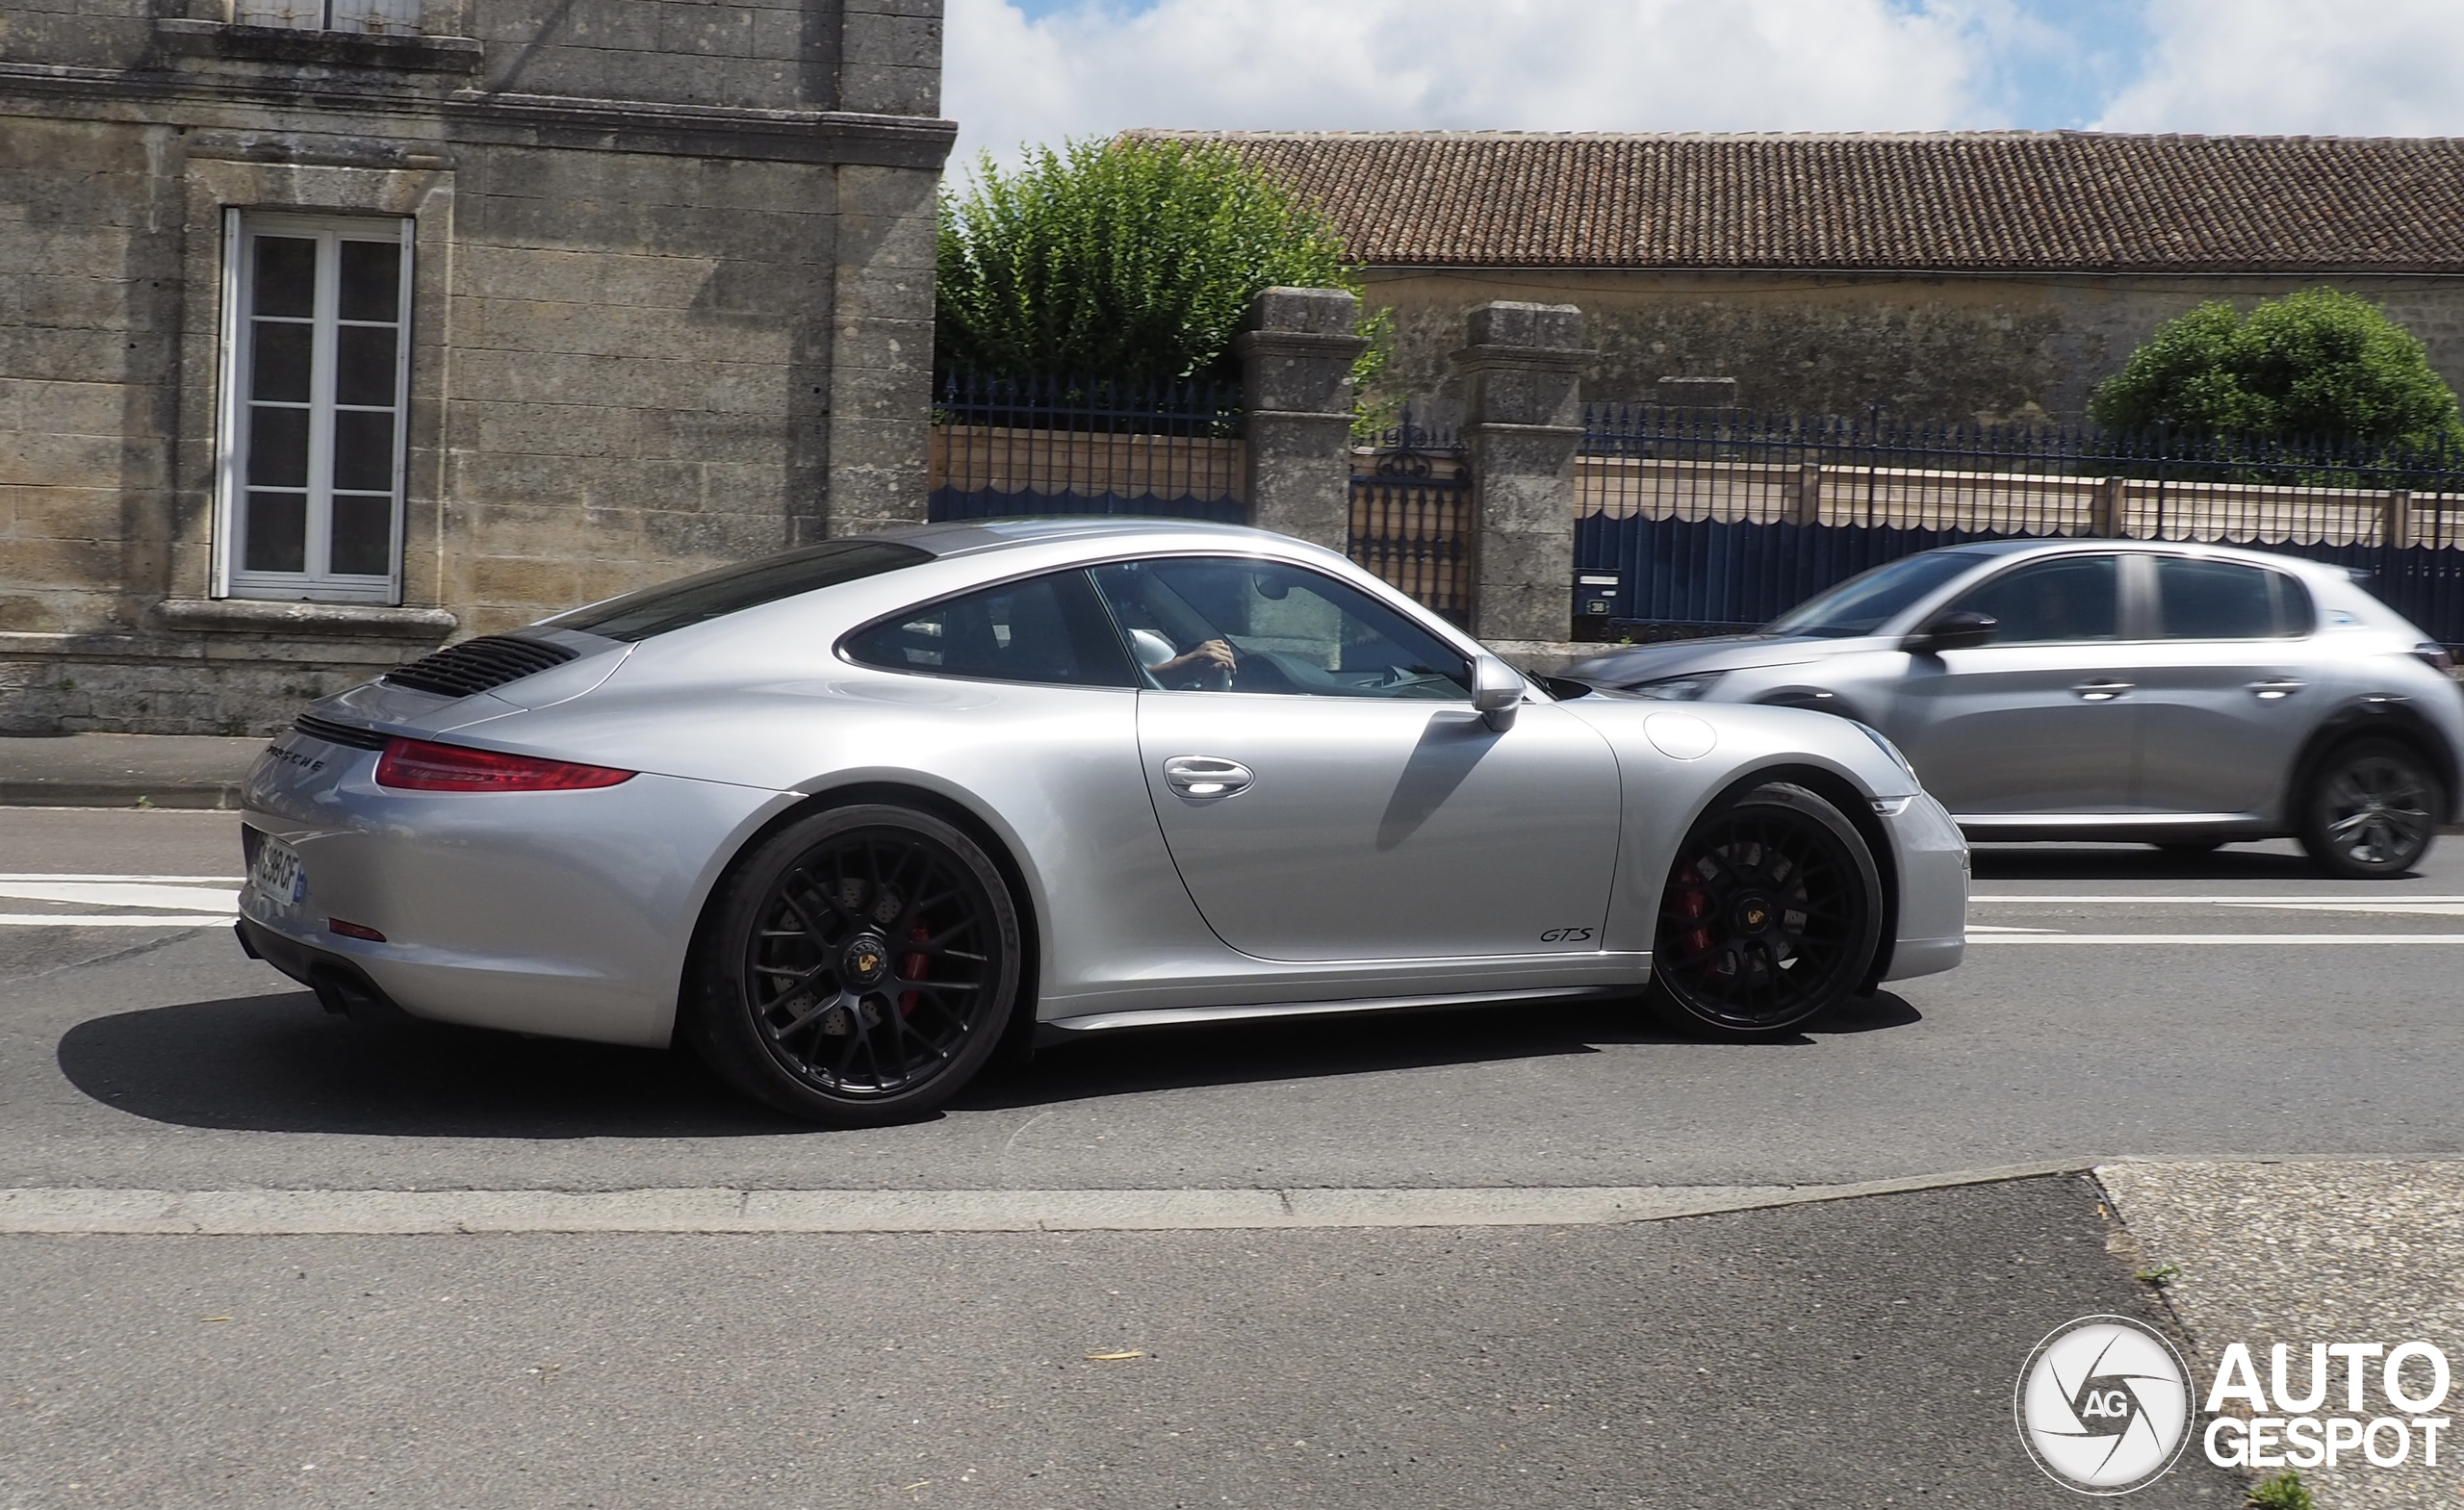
[331,0,423,36]
[246,406,310,487]
[244,492,307,573]
[338,241,402,322]
[551,541,932,641]
[334,325,398,407]
[252,237,316,319]
[1090,557,1471,698]
[331,410,395,492]
[2158,558,2279,640]
[1952,555,2118,644]
[844,572,1138,687]
[328,495,393,576]
[236,0,323,28]
[249,321,312,402]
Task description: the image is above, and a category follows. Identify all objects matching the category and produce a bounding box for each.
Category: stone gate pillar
[1236,287,1370,551]
[1452,301,1591,648]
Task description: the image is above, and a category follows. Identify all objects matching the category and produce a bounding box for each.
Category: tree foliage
[2089,287,2464,448]
[935,137,1368,385]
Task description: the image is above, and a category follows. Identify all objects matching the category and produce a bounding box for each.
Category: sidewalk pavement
[2100,1160,2464,1510]
[0,732,267,809]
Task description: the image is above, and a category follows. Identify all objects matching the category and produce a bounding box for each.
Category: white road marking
[1965,925,2064,934]
[1971,894,2464,905]
[0,874,244,884]
[1968,934,2464,944]
[0,882,239,912]
[2224,901,2464,916]
[0,913,230,929]
[0,1163,2084,1235]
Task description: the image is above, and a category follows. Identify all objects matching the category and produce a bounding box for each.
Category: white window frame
[214,211,414,604]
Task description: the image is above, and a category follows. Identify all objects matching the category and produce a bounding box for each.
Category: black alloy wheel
[2298,739,2442,880]
[687,805,1020,1125]
[1646,781,1883,1036]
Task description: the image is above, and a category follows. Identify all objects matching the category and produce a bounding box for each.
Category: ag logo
[2015,1316,2193,1495]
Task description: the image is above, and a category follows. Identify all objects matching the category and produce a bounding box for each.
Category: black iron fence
[1576,405,2464,645]
[927,373,1246,524]
[1349,412,1472,625]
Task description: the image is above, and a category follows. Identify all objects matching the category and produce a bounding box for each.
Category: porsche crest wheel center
[841,934,891,989]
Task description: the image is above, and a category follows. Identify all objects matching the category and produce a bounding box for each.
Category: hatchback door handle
[2248,678,2307,700]
[2071,679,2134,702]
[1164,755,1252,798]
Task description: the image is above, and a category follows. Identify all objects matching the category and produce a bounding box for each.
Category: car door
[1887,552,2139,815]
[2125,555,2322,815]
[1090,556,1623,963]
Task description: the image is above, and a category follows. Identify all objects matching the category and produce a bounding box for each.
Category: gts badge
[1540,926,1594,943]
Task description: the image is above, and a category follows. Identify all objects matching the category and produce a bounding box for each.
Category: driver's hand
[1156,639,1237,677]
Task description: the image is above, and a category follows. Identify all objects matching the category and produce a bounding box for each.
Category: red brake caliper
[1674,861,1711,959]
[898,925,930,1016]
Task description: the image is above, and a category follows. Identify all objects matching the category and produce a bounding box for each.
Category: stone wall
[0,0,950,732]
[1363,269,2464,428]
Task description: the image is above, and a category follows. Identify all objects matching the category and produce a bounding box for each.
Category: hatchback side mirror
[1905,609,1997,655]
[1471,655,1526,731]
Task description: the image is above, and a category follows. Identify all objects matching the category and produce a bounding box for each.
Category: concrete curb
[0,1161,2093,1235]
[0,781,247,810]
[0,732,265,809]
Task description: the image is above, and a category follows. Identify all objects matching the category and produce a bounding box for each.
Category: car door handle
[2248,678,2307,700]
[1163,755,1252,799]
[2071,679,2134,701]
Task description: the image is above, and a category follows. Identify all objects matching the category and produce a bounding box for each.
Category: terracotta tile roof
[1131,131,2464,273]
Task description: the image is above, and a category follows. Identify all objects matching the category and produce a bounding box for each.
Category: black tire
[1646,781,1885,1036]
[684,804,1021,1126]
[2297,738,2442,879]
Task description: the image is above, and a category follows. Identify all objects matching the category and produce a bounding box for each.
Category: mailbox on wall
[1576,572,1621,619]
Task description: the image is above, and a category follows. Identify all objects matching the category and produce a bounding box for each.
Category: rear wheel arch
[679,780,1044,1060]
[2287,700,2460,828]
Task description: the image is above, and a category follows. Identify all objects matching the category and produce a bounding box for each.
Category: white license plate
[249,836,307,910]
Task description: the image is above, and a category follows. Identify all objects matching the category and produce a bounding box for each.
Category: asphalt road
[6,806,2457,1506]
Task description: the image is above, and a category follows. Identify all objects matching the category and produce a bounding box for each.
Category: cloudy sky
[943,0,2464,177]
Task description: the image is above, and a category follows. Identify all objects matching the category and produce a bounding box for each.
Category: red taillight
[374,737,634,793]
[327,918,387,942]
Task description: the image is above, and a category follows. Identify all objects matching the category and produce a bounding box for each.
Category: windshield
[545,541,931,642]
[1765,551,1986,638]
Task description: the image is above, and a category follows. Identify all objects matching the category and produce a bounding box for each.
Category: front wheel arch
[1689,761,1902,988]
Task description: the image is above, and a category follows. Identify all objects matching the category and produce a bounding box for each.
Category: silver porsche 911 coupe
[237,519,1967,1125]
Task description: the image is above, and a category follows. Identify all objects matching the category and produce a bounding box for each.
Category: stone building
[1164,131,2464,429]
[1,0,950,733]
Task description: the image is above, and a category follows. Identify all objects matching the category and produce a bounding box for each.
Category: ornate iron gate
[1348,415,1471,626]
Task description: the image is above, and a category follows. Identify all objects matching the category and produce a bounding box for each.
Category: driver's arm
[1151,638,1237,678]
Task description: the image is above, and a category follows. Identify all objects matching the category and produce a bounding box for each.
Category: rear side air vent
[382,634,579,699]
[292,714,392,752]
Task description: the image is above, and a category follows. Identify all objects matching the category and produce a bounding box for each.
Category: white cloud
[2095,0,2464,134]
[943,0,1998,178]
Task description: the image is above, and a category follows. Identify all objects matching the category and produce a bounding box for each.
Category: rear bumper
[234,916,418,1024]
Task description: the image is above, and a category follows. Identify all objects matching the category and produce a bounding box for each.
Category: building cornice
[0,62,956,169]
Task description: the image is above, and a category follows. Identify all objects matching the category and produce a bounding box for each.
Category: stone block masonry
[0,0,954,732]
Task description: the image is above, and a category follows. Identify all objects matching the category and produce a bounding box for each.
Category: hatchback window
[547,540,929,642]
[842,570,1138,687]
[1089,557,1470,698]
[1951,555,2118,644]
[2156,558,2307,639]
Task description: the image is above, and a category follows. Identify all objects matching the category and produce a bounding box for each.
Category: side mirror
[1905,608,1997,655]
[1472,655,1526,731]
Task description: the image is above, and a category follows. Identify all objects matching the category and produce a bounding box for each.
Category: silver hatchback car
[1567,540,2464,877]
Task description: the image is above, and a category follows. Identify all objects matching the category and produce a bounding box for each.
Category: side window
[2157,558,2305,640]
[1088,557,1471,699]
[1950,555,2118,645]
[841,570,1138,688]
